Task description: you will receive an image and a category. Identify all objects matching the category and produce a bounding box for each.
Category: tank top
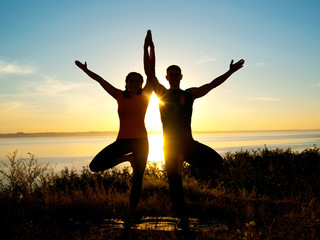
[116,91,150,139]
[158,89,193,138]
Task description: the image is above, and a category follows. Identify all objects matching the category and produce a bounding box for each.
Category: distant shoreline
[0,129,319,138]
[0,131,118,138]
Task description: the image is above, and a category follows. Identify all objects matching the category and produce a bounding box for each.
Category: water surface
[1,130,319,172]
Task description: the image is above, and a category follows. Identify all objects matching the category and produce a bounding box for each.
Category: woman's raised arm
[75,60,120,98]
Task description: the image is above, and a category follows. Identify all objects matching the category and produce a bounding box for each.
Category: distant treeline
[0,131,118,138]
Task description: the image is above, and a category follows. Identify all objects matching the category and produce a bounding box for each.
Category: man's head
[166,65,183,89]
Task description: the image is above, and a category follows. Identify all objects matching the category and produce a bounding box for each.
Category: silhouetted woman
[75,39,152,227]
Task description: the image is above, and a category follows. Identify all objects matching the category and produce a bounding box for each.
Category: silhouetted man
[144,30,245,228]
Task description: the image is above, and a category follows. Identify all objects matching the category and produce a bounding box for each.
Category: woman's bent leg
[89,139,130,172]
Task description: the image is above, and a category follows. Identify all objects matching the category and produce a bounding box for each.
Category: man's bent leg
[185,140,223,170]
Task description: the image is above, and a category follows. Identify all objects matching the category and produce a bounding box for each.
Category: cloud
[194,51,218,65]
[0,101,25,111]
[0,75,96,104]
[194,57,217,64]
[0,61,36,75]
[220,108,253,114]
[0,101,38,119]
[313,83,320,87]
[24,75,95,97]
[304,102,320,106]
[245,62,267,67]
[247,97,280,102]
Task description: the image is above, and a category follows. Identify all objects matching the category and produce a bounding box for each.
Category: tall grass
[0,150,55,198]
[0,147,319,239]
[220,146,320,198]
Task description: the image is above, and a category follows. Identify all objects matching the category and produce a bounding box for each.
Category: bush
[1,149,320,239]
[0,150,55,197]
[220,146,320,198]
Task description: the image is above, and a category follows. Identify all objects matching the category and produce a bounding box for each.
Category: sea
[0,130,319,173]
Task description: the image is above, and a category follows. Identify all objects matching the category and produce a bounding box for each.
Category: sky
[0,0,320,134]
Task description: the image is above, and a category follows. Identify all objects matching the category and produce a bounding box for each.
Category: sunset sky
[1,0,320,133]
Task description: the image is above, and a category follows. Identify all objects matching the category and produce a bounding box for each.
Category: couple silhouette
[75,30,244,230]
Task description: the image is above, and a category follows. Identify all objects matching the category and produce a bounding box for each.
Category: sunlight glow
[145,93,163,131]
[147,133,164,168]
[145,93,165,169]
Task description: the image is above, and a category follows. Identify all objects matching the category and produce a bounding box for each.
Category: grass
[0,147,319,239]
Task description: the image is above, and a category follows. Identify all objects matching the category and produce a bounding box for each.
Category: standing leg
[126,138,149,228]
[164,140,189,228]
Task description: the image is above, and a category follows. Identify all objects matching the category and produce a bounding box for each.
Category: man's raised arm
[143,30,166,96]
[189,59,245,100]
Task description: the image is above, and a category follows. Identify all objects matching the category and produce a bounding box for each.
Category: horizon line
[1,128,320,137]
